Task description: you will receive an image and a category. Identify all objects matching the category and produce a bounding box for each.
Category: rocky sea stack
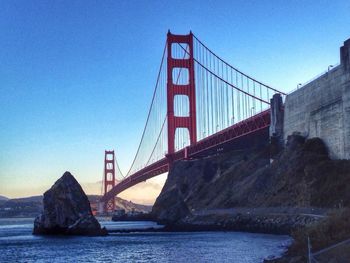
[33,171,107,236]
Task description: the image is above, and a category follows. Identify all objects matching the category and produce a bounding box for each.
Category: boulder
[33,171,107,236]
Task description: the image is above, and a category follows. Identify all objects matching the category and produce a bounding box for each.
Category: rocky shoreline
[170,212,323,235]
[111,208,324,236]
[150,135,350,261]
[111,213,154,222]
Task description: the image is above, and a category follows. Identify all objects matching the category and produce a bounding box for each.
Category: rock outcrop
[152,144,271,223]
[152,135,350,232]
[33,172,107,236]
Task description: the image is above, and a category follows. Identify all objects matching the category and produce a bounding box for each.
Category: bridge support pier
[270,94,284,159]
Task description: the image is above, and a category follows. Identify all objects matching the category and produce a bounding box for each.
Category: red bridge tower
[167,31,197,155]
[103,150,116,213]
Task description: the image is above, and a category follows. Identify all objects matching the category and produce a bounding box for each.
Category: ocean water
[0,218,291,263]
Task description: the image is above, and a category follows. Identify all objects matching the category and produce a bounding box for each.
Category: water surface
[0,218,291,263]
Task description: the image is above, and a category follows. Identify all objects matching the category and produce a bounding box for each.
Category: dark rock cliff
[152,145,270,222]
[152,135,350,228]
[33,172,107,236]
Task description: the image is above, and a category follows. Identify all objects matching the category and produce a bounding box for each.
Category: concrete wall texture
[283,38,350,159]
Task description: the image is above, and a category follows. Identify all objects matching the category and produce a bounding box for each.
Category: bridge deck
[101,109,271,203]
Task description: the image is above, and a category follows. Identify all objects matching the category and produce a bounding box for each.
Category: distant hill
[88,195,152,213]
[11,195,43,203]
[0,194,152,218]
[115,197,152,213]
[0,195,9,201]
[0,196,42,218]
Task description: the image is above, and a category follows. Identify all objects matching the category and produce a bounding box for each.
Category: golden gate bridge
[99,31,285,213]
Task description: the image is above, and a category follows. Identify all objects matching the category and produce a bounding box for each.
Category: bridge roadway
[101,109,271,203]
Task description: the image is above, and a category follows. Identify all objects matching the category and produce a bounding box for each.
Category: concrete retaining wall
[283,39,350,159]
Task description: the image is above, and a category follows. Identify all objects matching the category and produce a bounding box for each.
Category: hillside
[152,135,350,261]
[10,195,43,202]
[0,195,9,201]
[152,135,350,224]
[88,195,152,213]
[0,196,42,218]
[0,196,9,207]
[0,195,151,218]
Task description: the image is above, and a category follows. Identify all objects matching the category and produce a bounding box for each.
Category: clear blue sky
[1,0,349,199]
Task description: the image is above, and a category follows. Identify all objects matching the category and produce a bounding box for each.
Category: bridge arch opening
[174,95,189,117]
[106,172,114,181]
[171,43,190,59]
[172,67,189,85]
[175,127,190,151]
